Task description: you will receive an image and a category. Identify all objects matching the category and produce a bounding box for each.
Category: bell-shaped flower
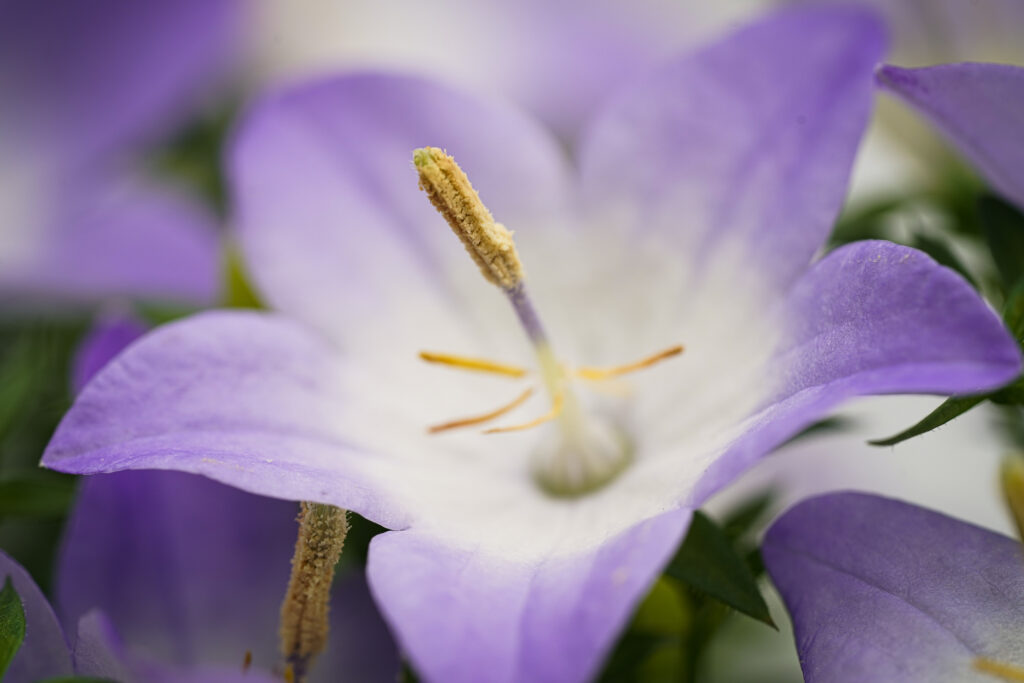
[0,470,396,682]
[42,7,1022,682]
[763,491,1024,682]
[0,0,240,308]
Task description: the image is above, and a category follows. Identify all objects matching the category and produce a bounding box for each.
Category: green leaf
[868,395,987,446]
[0,475,76,518]
[222,243,265,309]
[0,577,26,678]
[1002,280,1024,341]
[663,512,774,628]
[719,491,775,543]
[980,195,1024,291]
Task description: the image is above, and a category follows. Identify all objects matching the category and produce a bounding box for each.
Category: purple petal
[56,471,297,670]
[0,0,241,168]
[72,610,134,681]
[0,176,221,308]
[367,509,691,683]
[228,71,571,345]
[877,63,1024,209]
[763,492,1024,682]
[0,550,72,680]
[43,311,407,528]
[694,240,1021,503]
[71,312,148,394]
[579,6,886,289]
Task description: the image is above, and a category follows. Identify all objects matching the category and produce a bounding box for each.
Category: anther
[419,350,528,378]
[242,650,252,673]
[414,147,524,290]
[429,388,535,433]
[575,344,685,381]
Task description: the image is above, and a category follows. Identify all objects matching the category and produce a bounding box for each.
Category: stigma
[413,147,682,497]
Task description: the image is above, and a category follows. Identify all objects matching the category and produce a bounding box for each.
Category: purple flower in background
[0,0,240,309]
[42,7,1022,682]
[877,62,1024,210]
[1,470,397,683]
[763,492,1024,682]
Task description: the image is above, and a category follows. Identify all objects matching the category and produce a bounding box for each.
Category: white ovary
[325,214,782,562]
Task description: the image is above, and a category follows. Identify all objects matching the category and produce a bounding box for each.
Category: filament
[419,350,528,378]
[428,388,535,434]
[485,392,564,434]
[575,344,684,381]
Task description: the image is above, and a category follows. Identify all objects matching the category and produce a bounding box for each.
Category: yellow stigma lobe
[419,350,528,378]
[428,388,535,434]
[575,344,685,381]
[414,147,523,290]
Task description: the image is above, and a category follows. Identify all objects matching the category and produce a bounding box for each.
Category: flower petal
[579,6,886,289]
[367,509,691,683]
[72,610,134,681]
[877,63,1024,209]
[0,177,221,308]
[227,71,572,347]
[56,469,399,678]
[693,240,1021,503]
[71,312,148,394]
[0,0,240,167]
[0,550,72,680]
[763,492,1024,682]
[42,311,409,527]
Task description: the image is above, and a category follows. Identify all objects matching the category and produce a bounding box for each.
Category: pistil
[413,147,634,496]
[279,502,348,682]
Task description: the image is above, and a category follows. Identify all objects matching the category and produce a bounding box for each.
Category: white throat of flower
[413,147,683,498]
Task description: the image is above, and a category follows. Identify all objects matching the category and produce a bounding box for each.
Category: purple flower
[877,62,1024,210]
[42,7,1022,682]
[0,0,240,308]
[1,470,397,682]
[763,492,1024,682]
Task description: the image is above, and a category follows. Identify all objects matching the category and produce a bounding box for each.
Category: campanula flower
[764,492,1024,682]
[0,471,396,682]
[43,8,1022,682]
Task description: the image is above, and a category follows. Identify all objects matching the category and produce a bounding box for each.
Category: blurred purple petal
[694,240,1020,502]
[764,492,1024,682]
[72,610,134,681]
[71,312,148,394]
[0,177,221,308]
[0,0,241,167]
[878,63,1024,209]
[368,510,691,683]
[580,6,885,289]
[0,550,72,681]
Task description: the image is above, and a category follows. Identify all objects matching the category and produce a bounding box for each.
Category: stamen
[485,393,564,434]
[429,388,535,433]
[413,147,524,290]
[419,350,528,378]
[975,657,1024,681]
[575,344,685,381]
[242,650,252,673]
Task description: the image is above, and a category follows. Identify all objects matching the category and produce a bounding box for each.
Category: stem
[280,502,348,682]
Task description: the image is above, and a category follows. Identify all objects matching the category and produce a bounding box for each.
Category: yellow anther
[419,350,528,378]
[242,650,252,673]
[429,388,535,434]
[284,665,296,683]
[975,657,1024,681]
[414,147,524,290]
[485,393,564,434]
[575,344,685,381]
